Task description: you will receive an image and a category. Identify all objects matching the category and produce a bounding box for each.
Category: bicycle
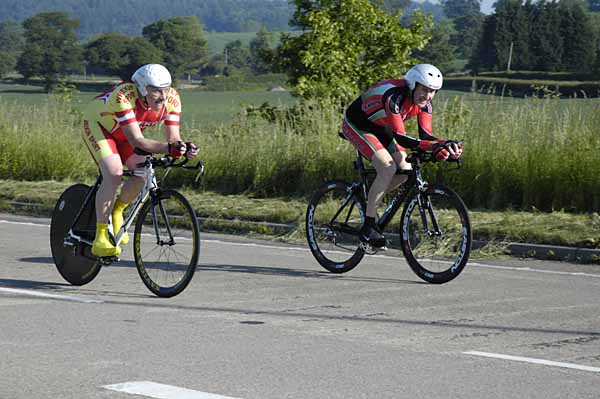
[306,139,471,284]
[50,152,205,297]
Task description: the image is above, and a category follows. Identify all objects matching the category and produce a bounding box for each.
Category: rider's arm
[164,124,183,144]
[417,104,439,141]
[121,123,169,154]
[383,91,425,150]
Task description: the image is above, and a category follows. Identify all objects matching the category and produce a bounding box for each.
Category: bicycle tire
[306,180,366,273]
[400,184,471,284]
[50,184,102,286]
[133,189,200,297]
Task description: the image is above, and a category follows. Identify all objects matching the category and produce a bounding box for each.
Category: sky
[480,0,495,14]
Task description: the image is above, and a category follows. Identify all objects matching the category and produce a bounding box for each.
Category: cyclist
[82,63,199,257]
[341,63,463,248]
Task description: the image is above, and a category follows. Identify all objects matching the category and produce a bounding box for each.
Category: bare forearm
[130,137,169,154]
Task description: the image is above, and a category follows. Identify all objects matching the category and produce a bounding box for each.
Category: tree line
[0,0,292,37]
[0,13,276,88]
[0,0,598,96]
[469,0,600,73]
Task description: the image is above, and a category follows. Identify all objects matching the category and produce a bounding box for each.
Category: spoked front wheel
[133,189,200,297]
[400,184,471,284]
[306,180,366,273]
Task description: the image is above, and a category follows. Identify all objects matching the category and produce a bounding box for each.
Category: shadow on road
[20,256,138,269]
[198,263,426,285]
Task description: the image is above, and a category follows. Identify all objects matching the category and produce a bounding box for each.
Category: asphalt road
[1,213,599,399]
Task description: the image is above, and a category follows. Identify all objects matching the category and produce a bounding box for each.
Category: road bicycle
[50,153,204,297]
[306,140,471,284]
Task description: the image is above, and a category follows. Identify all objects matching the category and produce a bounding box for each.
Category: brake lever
[192,162,205,189]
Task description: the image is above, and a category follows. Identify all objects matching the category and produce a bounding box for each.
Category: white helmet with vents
[131,64,172,96]
[404,64,443,91]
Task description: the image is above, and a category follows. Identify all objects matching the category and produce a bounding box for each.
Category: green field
[0,81,296,125]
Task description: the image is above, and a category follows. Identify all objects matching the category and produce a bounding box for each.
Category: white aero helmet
[403,64,443,91]
[131,64,172,96]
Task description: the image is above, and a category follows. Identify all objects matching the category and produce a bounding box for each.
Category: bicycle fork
[416,193,444,238]
[150,193,176,246]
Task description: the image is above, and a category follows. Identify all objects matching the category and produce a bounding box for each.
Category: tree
[467,14,497,72]
[451,12,484,60]
[122,38,166,80]
[85,33,164,80]
[494,0,532,70]
[224,39,250,69]
[16,12,83,86]
[142,16,208,79]
[249,27,276,74]
[274,0,432,100]
[414,20,457,72]
[559,0,596,73]
[0,20,24,77]
[85,33,134,78]
[529,1,563,71]
[381,0,412,12]
[441,0,482,18]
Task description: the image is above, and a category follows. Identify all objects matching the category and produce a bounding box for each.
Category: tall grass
[1,91,599,212]
[434,94,600,212]
[0,96,96,181]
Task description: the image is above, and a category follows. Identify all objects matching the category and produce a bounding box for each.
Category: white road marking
[0,219,49,227]
[2,218,599,279]
[103,381,243,399]
[463,351,600,373]
[0,287,103,303]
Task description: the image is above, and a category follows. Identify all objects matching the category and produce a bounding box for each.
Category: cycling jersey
[342,78,438,159]
[82,81,181,164]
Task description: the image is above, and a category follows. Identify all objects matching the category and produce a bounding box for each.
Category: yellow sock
[92,223,121,257]
[112,199,129,245]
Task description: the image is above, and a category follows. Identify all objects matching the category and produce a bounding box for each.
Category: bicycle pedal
[98,256,119,266]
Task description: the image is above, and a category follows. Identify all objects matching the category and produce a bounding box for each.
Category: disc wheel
[50,184,101,286]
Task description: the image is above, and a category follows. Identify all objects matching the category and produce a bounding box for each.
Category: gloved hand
[185,142,199,159]
[168,141,187,159]
[418,139,461,162]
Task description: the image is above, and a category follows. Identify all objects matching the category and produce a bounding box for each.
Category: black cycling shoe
[360,224,387,248]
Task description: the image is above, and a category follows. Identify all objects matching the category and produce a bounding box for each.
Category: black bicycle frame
[67,174,102,240]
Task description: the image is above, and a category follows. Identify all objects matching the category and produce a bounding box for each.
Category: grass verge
[1,179,599,263]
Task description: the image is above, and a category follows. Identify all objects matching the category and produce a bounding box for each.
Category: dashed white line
[103,381,243,399]
[463,351,600,373]
[0,287,103,303]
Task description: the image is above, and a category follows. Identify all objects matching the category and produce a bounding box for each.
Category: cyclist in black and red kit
[341,64,464,248]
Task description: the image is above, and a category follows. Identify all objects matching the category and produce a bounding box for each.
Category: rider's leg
[341,120,391,247]
[110,154,146,245]
[92,154,123,257]
[366,149,397,217]
[360,149,398,247]
[385,151,411,193]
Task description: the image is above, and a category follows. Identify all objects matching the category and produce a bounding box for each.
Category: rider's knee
[379,161,397,181]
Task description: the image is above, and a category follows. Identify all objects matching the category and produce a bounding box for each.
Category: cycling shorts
[342,116,404,160]
[82,119,135,165]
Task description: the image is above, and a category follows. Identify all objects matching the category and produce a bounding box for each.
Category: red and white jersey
[84,81,181,134]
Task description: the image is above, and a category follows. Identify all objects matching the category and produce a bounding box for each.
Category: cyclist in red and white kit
[341,64,463,248]
[82,64,199,257]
